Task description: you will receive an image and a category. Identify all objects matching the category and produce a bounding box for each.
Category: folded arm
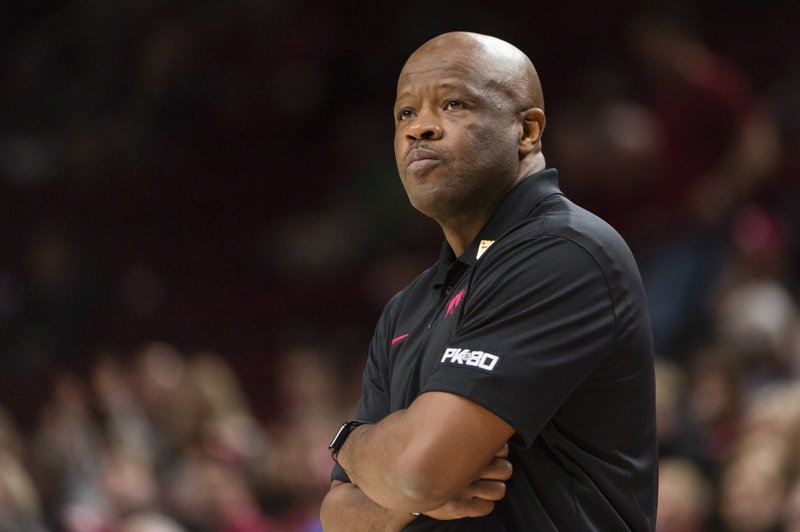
[321,437,512,530]
[334,391,515,514]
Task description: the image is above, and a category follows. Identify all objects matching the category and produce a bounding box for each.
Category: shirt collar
[431,168,562,287]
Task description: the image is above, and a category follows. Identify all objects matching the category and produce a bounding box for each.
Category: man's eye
[445,100,464,110]
[398,108,415,120]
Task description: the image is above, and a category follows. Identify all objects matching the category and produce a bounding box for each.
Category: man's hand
[321,480,419,531]
[420,443,512,521]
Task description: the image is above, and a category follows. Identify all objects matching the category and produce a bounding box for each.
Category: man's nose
[406,113,443,141]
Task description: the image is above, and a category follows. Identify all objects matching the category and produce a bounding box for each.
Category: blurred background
[1,0,799,530]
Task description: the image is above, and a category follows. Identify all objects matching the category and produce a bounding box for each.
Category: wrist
[337,423,369,472]
[329,420,371,469]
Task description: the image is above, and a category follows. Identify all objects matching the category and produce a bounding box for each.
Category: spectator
[656,458,712,532]
[718,433,791,532]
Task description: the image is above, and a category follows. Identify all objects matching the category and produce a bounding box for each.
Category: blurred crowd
[0,340,352,531]
[2,1,800,531]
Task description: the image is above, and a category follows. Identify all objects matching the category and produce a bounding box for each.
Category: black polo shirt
[333,169,657,531]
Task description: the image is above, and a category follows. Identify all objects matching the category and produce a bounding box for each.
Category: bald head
[401,32,544,112]
[393,32,547,240]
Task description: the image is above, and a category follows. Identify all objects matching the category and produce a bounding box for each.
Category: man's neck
[439,155,546,257]
[441,221,485,258]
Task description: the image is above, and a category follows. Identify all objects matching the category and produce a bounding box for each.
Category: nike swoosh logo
[391,333,409,346]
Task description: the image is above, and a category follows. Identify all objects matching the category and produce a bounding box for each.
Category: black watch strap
[329,420,370,464]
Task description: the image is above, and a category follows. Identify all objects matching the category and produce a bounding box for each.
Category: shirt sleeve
[421,235,616,447]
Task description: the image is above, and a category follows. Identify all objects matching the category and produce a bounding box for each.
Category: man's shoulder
[507,194,637,269]
[538,194,626,243]
[475,196,643,302]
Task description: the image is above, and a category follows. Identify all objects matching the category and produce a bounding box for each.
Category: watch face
[329,420,369,455]
[329,423,351,450]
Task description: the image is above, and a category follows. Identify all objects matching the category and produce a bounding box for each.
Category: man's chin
[408,189,457,219]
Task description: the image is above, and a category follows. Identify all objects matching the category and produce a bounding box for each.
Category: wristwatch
[329,420,370,464]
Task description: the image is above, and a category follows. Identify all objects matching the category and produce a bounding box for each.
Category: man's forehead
[401,47,474,76]
[395,77,476,104]
[397,52,481,92]
[398,36,519,87]
[399,64,475,84]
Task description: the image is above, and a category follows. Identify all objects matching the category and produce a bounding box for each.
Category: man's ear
[518,108,546,157]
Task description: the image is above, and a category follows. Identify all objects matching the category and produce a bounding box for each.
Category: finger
[469,479,507,502]
[479,457,513,481]
[449,496,497,518]
[494,442,509,459]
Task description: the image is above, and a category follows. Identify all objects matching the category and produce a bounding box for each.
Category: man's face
[393,47,521,222]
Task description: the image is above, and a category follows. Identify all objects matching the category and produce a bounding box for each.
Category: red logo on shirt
[391,333,409,346]
[444,288,466,318]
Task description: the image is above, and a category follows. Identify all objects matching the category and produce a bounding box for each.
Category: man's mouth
[405,147,439,171]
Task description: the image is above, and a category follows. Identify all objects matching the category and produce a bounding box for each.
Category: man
[320,32,657,531]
